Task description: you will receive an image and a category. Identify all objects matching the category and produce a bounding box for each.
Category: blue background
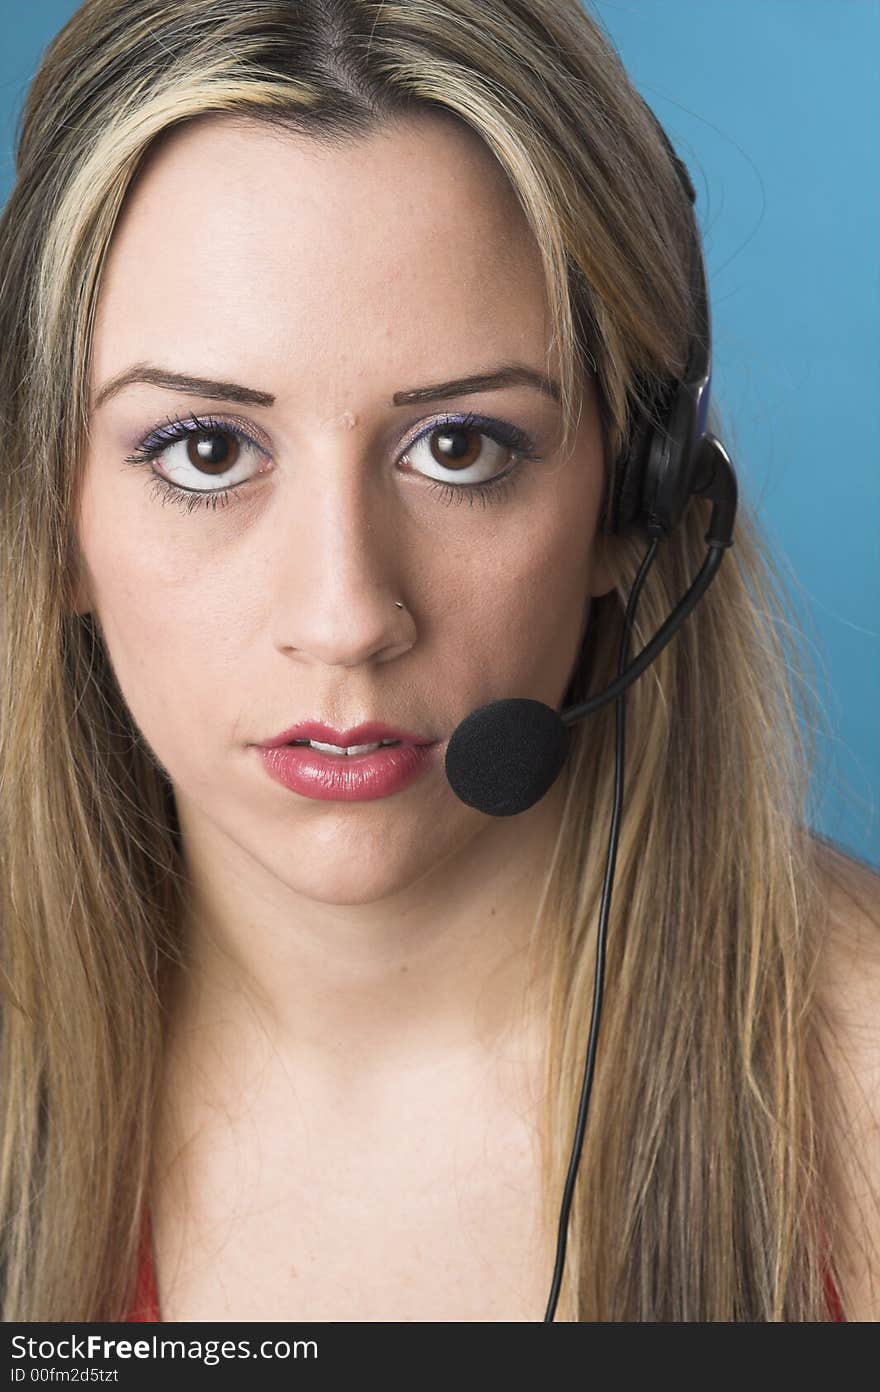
[1,1,877,868]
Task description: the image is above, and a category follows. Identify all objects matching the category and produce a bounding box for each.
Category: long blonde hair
[0,0,859,1319]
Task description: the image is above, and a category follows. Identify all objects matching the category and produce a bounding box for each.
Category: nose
[268,451,415,668]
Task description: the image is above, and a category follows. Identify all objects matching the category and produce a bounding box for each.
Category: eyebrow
[90,362,561,413]
[393,365,560,407]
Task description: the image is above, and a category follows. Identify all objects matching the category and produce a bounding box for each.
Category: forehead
[90,112,555,409]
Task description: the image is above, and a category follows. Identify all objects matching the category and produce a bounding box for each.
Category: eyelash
[122,410,542,515]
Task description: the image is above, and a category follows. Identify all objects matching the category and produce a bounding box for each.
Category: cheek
[79,462,240,631]
[77,477,237,757]
[455,475,595,699]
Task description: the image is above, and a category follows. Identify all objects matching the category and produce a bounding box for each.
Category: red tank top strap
[824,1265,845,1322]
[124,1207,161,1322]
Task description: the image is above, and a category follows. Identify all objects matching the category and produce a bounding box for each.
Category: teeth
[293,738,402,755]
[312,740,381,755]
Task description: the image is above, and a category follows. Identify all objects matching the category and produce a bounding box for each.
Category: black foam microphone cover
[444,698,571,816]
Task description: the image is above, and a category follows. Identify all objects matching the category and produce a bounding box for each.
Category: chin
[276,858,430,909]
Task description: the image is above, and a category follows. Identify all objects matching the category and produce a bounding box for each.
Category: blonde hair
[0,0,863,1319]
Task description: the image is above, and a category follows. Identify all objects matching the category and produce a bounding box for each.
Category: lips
[259,720,436,750]
[256,738,439,800]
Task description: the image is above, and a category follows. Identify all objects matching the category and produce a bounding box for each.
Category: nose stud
[394,601,404,609]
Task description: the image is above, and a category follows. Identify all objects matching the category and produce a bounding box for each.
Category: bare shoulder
[811,836,880,1320]
[815,837,880,1011]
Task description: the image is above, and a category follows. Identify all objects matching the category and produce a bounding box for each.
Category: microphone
[444,436,737,817]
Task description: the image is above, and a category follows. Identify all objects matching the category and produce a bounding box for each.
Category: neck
[162,776,568,1089]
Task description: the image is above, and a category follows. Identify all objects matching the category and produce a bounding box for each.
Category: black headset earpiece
[601,113,713,540]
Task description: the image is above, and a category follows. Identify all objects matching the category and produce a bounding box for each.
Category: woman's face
[77,111,615,908]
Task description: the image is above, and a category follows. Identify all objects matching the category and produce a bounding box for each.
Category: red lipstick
[254,720,440,802]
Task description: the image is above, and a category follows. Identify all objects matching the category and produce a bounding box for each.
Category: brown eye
[136,421,266,494]
[429,425,486,472]
[407,423,514,487]
[185,428,242,475]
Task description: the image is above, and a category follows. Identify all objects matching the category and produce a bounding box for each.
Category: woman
[0,0,877,1323]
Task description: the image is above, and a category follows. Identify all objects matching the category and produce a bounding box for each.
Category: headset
[442,104,738,1321]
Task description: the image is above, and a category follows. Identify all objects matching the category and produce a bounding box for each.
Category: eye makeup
[121,409,545,515]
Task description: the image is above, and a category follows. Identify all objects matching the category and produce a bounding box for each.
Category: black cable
[543,533,661,1321]
[560,542,724,727]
